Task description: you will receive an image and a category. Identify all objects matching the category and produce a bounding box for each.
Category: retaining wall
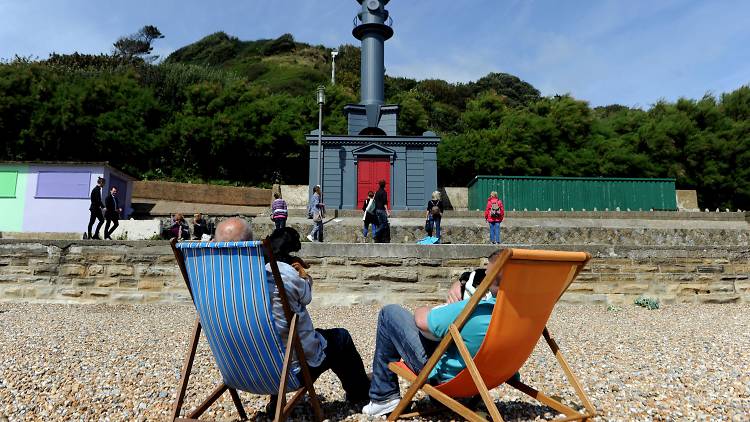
[0,240,747,306]
[133,181,270,206]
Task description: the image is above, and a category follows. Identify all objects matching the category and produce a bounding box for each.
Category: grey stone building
[307,0,440,210]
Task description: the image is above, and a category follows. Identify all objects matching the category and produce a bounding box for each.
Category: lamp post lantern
[331,50,339,85]
[316,85,326,191]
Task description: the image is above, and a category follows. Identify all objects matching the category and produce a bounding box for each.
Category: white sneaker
[362,397,401,417]
[306,234,314,242]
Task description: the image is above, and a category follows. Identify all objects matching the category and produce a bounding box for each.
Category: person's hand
[291,262,309,279]
[446,280,462,303]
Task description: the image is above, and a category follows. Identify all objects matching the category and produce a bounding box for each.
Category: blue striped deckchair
[170,239,323,422]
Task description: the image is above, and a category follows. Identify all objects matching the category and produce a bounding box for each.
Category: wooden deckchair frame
[170,238,323,422]
[387,248,596,422]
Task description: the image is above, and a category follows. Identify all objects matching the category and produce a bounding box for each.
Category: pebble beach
[1,303,748,421]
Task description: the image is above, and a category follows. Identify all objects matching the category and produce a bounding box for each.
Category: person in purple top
[271,192,288,229]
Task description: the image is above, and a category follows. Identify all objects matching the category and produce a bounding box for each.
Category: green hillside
[165,32,332,96]
[1,32,749,209]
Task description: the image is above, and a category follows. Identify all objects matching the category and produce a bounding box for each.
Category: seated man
[214,219,371,405]
[363,250,504,417]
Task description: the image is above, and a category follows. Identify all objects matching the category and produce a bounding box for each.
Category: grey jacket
[265,261,327,367]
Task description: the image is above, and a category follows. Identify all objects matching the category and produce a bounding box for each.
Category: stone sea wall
[0,240,747,306]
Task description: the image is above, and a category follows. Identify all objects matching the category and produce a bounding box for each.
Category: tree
[113,25,164,62]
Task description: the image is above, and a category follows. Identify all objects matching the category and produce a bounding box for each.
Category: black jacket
[374,188,388,210]
[105,193,119,218]
[89,185,104,211]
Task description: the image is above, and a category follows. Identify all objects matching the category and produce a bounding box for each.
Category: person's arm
[484,201,491,221]
[438,200,444,213]
[414,306,431,333]
[446,280,462,303]
[280,264,313,306]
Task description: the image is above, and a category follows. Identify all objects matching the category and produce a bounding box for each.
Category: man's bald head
[214,217,253,242]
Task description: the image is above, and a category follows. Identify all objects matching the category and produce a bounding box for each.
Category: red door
[357,157,390,208]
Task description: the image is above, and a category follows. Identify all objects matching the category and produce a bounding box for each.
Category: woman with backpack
[425,191,444,242]
[484,191,504,244]
[361,191,378,241]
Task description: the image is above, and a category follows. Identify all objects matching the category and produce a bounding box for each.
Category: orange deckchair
[387,248,596,422]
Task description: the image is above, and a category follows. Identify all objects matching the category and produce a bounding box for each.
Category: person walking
[104,186,122,240]
[484,191,505,244]
[87,177,106,240]
[361,191,377,241]
[425,190,444,242]
[271,192,288,230]
[307,185,325,242]
[373,180,391,243]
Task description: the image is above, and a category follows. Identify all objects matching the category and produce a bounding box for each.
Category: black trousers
[104,215,119,239]
[271,327,370,405]
[306,328,370,402]
[87,208,104,237]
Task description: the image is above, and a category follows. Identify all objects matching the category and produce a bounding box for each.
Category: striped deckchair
[170,239,323,422]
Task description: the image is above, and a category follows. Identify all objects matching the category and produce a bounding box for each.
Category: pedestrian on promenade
[271,192,288,230]
[373,180,391,243]
[484,191,505,244]
[361,191,378,241]
[87,177,105,240]
[307,185,325,242]
[104,186,122,240]
[425,190,444,242]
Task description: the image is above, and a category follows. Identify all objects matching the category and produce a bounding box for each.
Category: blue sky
[1,0,748,107]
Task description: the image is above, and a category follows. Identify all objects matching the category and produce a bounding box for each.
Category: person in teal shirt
[425,296,496,383]
[362,250,503,417]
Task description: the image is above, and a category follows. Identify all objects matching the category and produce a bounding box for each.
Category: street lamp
[331,50,339,85]
[316,85,326,192]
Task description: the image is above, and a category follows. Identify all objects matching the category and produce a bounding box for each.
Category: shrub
[634,296,660,310]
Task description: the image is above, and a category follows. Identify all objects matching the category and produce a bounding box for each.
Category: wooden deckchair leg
[171,317,202,421]
[506,378,580,418]
[187,383,228,419]
[543,327,596,416]
[449,325,504,422]
[291,331,323,421]
[275,315,297,421]
[228,388,247,420]
[388,362,487,422]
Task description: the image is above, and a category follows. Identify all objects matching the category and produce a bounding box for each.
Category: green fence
[467,176,677,211]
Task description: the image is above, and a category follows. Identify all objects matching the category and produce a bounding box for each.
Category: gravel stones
[0,303,748,420]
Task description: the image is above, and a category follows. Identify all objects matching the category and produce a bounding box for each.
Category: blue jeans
[369,305,439,401]
[427,216,441,239]
[363,222,377,238]
[274,218,286,230]
[489,221,501,243]
[310,220,323,242]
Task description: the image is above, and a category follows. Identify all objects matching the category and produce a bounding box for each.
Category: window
[35,171,90,199]
[0,171,18,198]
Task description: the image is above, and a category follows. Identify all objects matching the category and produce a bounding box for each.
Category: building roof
[0,161,137,181]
